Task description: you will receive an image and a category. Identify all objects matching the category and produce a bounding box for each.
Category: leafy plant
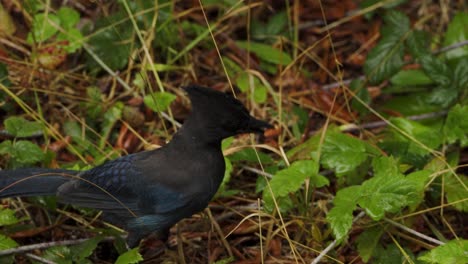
[0,117,45,167]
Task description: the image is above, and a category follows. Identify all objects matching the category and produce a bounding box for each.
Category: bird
[0,85,272,248]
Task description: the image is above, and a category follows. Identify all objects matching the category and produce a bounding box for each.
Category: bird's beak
[244,116,273,134]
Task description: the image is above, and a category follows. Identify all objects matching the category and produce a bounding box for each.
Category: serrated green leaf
[386,117,442,164]
[143,92,176,113]
[358,172,418,220]
[236,41,292,66]
[453,57,468,94]
[263,160,327,213]
[372,156,401,178]
[418,239,468,264]
[364,10,409,84]
[4,116,43,138]
[418,55,452,87]
[444,104,468,146]
[429,87,459,107]
[390,69,434,86]
[327,185,360,242]
[27,13,60,43]
[444,174,468,212]
[115,248,143,264]
[406,30,430,59]
[0,209,21,226]
[267,160,324,197]
[57,7,80,29]
[321,131,369,176]
[11,140,45,165]
[356,226,385,262]
[443,12,468,61]
[406,169,431,210]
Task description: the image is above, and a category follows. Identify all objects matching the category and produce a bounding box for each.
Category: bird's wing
[57,154,143,217]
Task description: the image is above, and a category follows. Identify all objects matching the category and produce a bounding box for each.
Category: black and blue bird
[0,85,271,247]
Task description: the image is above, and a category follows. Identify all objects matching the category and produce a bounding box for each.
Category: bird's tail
[0,168,78,198]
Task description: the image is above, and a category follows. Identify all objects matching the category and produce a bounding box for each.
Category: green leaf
[373,244,415,263]
[444,104,468,146]
[418,55,452,87]
[57,7,80,29]
[0,234,18,250]
[86,11,134,72]
[27,13,60,43]
[4,116,44,138]
[100,102,123,148]
[228,148,273,163]
[42,245,73,264]
[57,28,84,53]
[418,239,468,264]
[272,160,326,196]
[372,155,401,178]
[253,85,267,103]
[115,248,143,264]
[321,131,370,176]
[358,168,418,220]
[443,12,468,61]
[0,141,12,155]
[265,11,288,36]
[364,10,409,84]
[444,174,468,212]
[11,140,45,165]
[71,236,103,262]
[453,57,468,96]
[406,30,430,59]
[391,117,443,152]
[356,226,385,262]
[390,69,434,86]
[236,41,292,66]
[381,92,443,116]
[143,92,176,113]
[235,72,268,103]
[406,169,431,210]
[263,160,327,213]
[327,186,360,242]
[0,209,21,226]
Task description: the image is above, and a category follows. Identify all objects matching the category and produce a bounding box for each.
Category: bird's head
[183,85,272,139]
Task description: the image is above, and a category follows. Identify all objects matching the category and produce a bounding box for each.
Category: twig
[340,110,448,132]
[321,76,364,91]
[383,218,445,246]
[25,253,57,264]
[434,40,468,55]
[311,211,366,264]
[0,236,119,256]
